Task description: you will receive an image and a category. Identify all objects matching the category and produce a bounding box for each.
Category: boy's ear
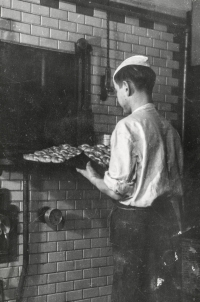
[123,80,135,96]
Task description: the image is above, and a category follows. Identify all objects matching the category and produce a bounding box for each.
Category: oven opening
[0,40,93,161]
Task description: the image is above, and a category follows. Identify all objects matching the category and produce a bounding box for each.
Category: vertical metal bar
[16,164,29,302]
[181,28,189,218]
[182,28,189,149]
[41,53,45,88]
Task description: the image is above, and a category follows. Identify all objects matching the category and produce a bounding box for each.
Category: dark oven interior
[0,39,93,161]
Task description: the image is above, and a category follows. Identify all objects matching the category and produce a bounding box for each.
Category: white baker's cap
[113,55,151,80]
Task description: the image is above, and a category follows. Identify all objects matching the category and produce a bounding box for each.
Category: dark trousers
[110,200,182,302]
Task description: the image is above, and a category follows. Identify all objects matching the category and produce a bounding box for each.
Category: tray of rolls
[23,143,110,169]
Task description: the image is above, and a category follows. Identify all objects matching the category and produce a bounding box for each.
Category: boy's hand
[76,161,102,186]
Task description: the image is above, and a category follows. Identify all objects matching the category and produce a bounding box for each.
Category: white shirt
[104,103,183,207]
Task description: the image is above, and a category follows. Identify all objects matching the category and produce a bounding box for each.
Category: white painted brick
[139,36,153,47]
[166,59,179,69]
[160,31,174,42]
[0,28,19,42]
[152,93,165,102]
[77,24,92,36]
[88,36,101,47]
[117,41,131,52]
[85,16,102,27]
[124,33,138,44]
[40,37,58,49]
[109,49,123,60]
[0,267,19,278]
[147,56,153,65]
[91,94,100,104]
[156,75,166,85]
[41,16,58,28]
[93,9,106,19]
[160,50,173,60]
[10,190,23,201]
[153,57,166,67]
[50,28,67,41]
[117,23,131,34]
[11,20,30,34]
[124,52,135,60]
[93,65,106,75]
[153,39,167,50]
[50,8,68,20]
[32,25,49,37]
[68,12,84,24]
[110,30,124,42]
[146,47,159,57]
[1,7,21,21]
[133,26,147,37]
[101,57,116,68]
[68,32,84,42]
[22,12,40,25]
[0,18,11,30]
[38,284,55,296]
[102,19,116,31]
[8,277,20,289]
[166,77,179,86]
[160,85,171,95]
[91,73,101,84]
[31,4,49,16]
[101,38,116,50]
[132,44,146,55]
[159,67,172,77]
[1,180,21,190]
[93,27,106,39]
[59,1,76,12]
[0,0,11,8]
[167,42,179,52]
[147,28,160,39]
[115,60,122,68]
[59,20,76,32]
[11,0,31,12]
[92,85,101,94]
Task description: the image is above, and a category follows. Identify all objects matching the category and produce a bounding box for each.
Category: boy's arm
[76,161,122,201]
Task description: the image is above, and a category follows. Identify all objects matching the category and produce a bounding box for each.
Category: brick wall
[0,0,185,301]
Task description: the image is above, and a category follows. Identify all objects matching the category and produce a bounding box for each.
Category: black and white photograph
[0,0,198,301]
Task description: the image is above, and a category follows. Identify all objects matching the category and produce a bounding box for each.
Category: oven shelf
[0,153,107,176]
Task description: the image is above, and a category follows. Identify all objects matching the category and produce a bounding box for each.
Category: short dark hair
[114,65,156,94]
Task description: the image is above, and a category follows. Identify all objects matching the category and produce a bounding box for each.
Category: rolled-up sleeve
[104,126,137,198]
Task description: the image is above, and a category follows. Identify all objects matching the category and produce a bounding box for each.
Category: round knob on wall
[38,207,63,227]
[44,208,63,226]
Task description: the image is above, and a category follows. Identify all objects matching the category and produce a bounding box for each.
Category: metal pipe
[16,164,29,302]
[41,53,46,88]
[182,28,189,149]
[181,28,189,218]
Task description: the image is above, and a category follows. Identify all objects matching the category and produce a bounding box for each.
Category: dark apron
[109,197,182,302]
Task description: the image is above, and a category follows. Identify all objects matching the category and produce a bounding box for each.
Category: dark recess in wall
[76,5,94,16]
[40,0,59,8]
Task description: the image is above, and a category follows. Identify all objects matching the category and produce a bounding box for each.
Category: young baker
[76,55,183,302]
